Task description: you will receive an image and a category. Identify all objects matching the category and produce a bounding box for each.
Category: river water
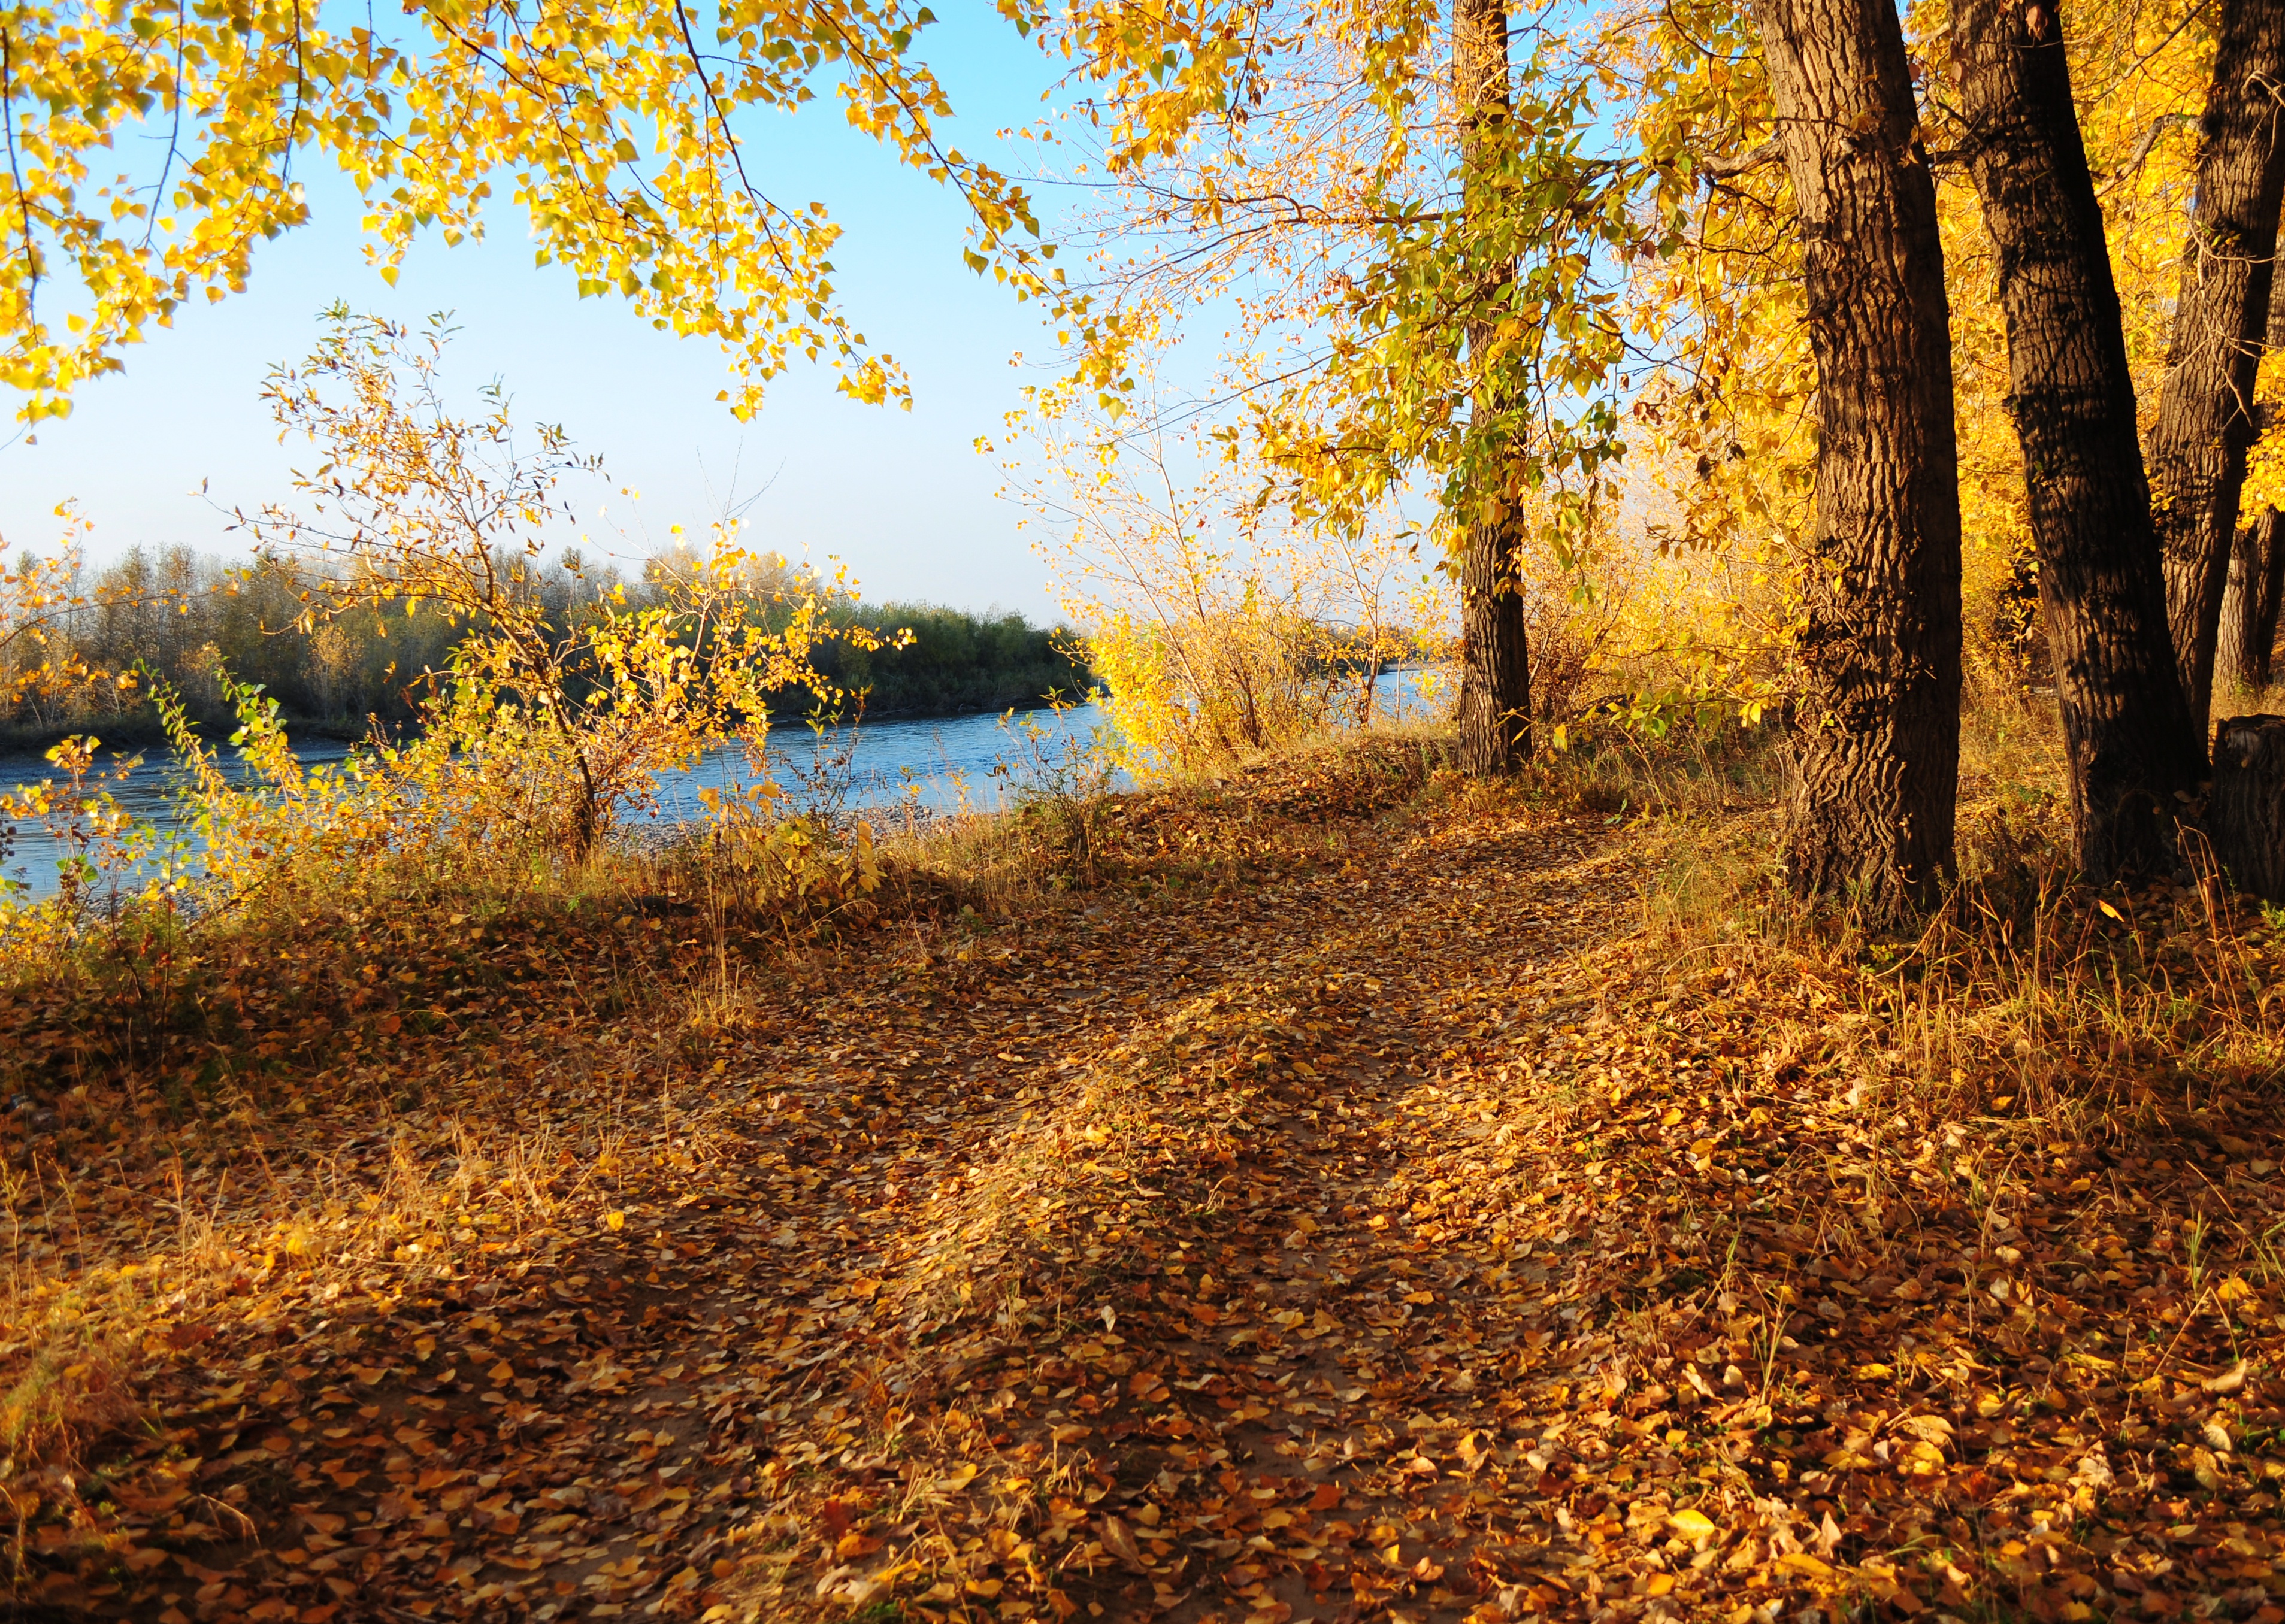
[1,674,1440,902]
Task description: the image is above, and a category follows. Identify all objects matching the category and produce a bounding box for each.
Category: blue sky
[0,10,1079,617]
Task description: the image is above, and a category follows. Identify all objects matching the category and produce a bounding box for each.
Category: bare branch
[1699,139,1780,181]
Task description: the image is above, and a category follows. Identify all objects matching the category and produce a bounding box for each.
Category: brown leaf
[2202,1361,2249,1395]
[1098,1515,1145,1570]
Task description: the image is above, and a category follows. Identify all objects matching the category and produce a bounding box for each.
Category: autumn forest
[2,2,2285,1623]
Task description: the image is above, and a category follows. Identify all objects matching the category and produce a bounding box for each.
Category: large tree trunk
[1451,0,1532,775]
[1747,0,1962,914]
[2151,0,2285,729]
[2217,268,2285,692]
[1951,0,2207,883]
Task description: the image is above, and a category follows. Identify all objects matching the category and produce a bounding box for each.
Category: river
[1,673,1440,902]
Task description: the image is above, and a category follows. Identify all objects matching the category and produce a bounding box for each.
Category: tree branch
[2100,111,2196,196]
[1699,138,1779,181]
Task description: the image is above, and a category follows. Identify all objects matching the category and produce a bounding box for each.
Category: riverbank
[0,700,1119,904]
[0,723,2280,1623]
[0,549,1094,758]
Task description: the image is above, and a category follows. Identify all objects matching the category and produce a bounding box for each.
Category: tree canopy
[0,0,1091,420]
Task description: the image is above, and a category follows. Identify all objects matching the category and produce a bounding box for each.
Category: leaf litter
[0,738,2281,1624]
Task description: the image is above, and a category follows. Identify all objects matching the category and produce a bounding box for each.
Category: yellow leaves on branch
[0,0,1066,422]
[2247,347,2285,516]
[213,307,886,864]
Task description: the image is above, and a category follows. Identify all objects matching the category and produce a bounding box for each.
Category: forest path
[621,759,1646,1624]
[31,741,2285,1624]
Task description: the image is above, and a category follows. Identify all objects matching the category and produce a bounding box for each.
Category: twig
[1,30,35,320]
[2101,112,2196,196]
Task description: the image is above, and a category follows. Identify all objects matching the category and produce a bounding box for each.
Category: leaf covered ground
[2,735,2283,1624]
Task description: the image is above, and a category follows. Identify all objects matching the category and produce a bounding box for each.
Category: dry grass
[0,1098,616,1511]
[1584,695,2285,1134]
[0,724,1452,1596]
[5,710,2284,1620]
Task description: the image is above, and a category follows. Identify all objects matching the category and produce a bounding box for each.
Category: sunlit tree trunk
[2151,0,2285,727]
[1952,0,2205,883]
[2218,268,2285,693]
[1747,0,1962,915]
[1452,0,1533,775]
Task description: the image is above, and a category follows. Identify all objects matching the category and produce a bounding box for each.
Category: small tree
[1009,375,1440,780]
[239,308,861,862]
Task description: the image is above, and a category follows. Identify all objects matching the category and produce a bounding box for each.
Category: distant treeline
[0,545,1092,751]
[812,602,1094,718]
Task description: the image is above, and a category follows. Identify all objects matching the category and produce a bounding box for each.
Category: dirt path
[491,771,1647,1624]
[26,746,2285,1624]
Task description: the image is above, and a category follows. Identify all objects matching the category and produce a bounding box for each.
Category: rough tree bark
[2220,496,2285,690]
[2217,268,2285,692]
[1452,0,1533,775]
[2151,0,2285,727]
[1454,512,1533,773]
[2210,714,2285,901]
[1746,0,1962,913]
[1952,0,2207,883]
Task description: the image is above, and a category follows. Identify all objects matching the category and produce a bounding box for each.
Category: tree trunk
[1951,0,2207,883]
[2217,474,2285,692]
[1747,0,1962,914]
[2210,713,2285,901]
[2151,0,2285,729]
[1455,510,1533,771]
[2217,268,2285,692]
[1451,0,1532,775]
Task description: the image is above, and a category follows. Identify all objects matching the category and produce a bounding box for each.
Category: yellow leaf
[1667,1507,1718,1541]
[605,1211,625,1231]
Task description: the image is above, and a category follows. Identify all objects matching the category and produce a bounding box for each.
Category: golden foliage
[1005,360,1444,778]
[1028,0,2229,730]
[0,0,1078,422]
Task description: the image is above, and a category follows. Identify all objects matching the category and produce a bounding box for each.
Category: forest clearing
[1,726,2278,1624]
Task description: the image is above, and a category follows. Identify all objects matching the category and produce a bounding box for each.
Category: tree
[1950,0,2205,883]
[1034,2,1650,778]
[238,310,862,861]
[1451,0,1536,774]
[0,0,1064,424]
[2217,268,2285,692]
[2148,0,2285,727]
[1,507,198,729]
[1744,0,1961,912]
